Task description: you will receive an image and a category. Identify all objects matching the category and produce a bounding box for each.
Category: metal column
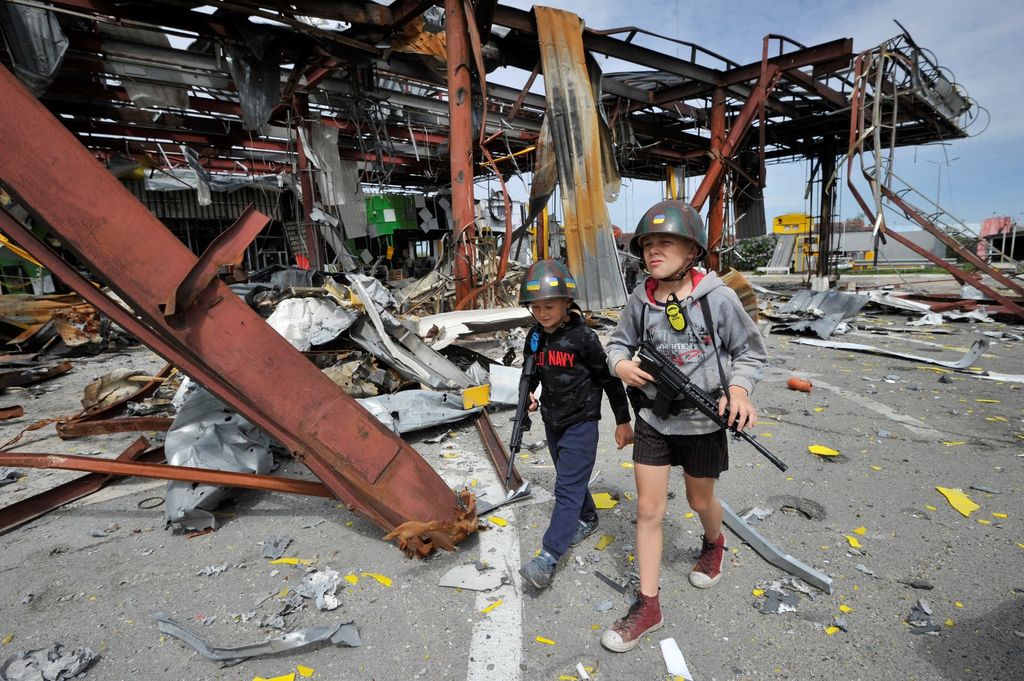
[446,0,477,306]
[707,87,727,272]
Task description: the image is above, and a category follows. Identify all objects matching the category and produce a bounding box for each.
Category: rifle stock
[636,341,788,472]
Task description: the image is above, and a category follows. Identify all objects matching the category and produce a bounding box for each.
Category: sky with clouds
[485,0,1023,233]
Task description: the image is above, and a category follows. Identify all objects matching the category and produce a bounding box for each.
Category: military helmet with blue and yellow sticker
[519,259,577,304]
[629,199,708,261]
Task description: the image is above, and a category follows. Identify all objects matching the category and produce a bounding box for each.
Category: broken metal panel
[0,67,468,556]
[775,289,869,339]
[357,389,480,434]
[535,6,626,310]
[267,297,358,351]
[720,500,833,593]
[153,613,360,664]
[164,387,275,530]
[0,3,67,95]
[791,337,988,370]
[98,25,190,110]
[525,116,556,229]
[225,41,280,131]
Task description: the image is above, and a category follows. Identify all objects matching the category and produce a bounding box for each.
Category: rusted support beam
[388,0,435,29]
[446,0,477,306]
[691,65,781,212]
[0,65,469,556]
[56,417,175,439]
[0,451,333,499]
[707,87,726,272]
[720,38,853,86]
[0,438,157,536]
[473,411,523,494]
[163,205,269,316]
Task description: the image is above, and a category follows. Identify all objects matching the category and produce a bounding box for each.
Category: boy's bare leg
[635,463,671,596]
[683,473,722,541]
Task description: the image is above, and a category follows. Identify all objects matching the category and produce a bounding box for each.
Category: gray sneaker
[569,517,599,547]
[519,554,556,589]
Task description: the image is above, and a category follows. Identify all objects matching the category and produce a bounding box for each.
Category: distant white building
[831,229,947,266]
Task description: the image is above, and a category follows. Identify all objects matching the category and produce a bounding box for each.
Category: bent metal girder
[0,65,467,556]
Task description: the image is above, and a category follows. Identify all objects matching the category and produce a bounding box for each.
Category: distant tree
[722,234,778,271]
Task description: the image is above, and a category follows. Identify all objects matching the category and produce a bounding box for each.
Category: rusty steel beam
[707,87,726,272]
[162,206,269,316]
[447,0,477,306]
[473,411,523,493]
[691,65,781,212]
[0,451,333,499]
[0,65,468,556]
[56,417,175,439]
[0,438,156,536]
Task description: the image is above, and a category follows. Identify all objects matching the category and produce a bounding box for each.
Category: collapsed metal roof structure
[0,1,984,301]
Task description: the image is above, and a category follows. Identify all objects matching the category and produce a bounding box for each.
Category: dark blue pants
[542,419,599,560]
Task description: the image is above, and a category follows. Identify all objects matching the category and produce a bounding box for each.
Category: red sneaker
[689,533,726,588]
[601,590,664,652]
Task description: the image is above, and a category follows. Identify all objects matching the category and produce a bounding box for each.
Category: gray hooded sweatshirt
[606,271,767,435]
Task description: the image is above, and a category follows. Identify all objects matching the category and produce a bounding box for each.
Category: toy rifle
[636,341,788,472]
[503,330,541,498]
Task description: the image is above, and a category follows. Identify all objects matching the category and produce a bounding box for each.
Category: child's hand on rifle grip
[717,385,758,431]
[614,359,654,388]
[528,393,539,412]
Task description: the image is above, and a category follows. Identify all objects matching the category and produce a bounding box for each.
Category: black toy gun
[504,331,540,491]
[636,341,788,472]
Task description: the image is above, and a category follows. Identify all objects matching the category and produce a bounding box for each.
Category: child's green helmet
[629,200,708,260]
[520,259,577,304]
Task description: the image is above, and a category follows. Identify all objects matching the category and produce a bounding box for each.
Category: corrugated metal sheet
[123,181,281,221]
[535,6,626,310]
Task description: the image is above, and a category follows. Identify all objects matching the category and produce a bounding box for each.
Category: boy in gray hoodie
[600,200,767,653]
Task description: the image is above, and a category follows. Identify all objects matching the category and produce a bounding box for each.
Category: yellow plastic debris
[344,574,358,585]
[481,599,502,614]
[852,526,867,535]
[942,441,967,447]
[936,487,979,517]
[360,572,392,587]
[683,512,695,519]
[844,535,862,549]
[595,535,614,551]
[825,626,841,636]
[977,519,992,525]
[624,492,634,501]
[1018,543,1024,550]
[269,558,313,566]
[993,513,1008,519]
[296,665,315,678]
[535,636,555,645]
[442,453,460,459]
[839,604,853,613]
[975,399,1000,403]
[620,461,634,469]
[945,619,955,627]
[461,384,490,409]
[752,589,765,597]
[558,676,575,680]
[808,444,839,457]
[1,633,13,646]
[470,479,478,487]
[985,416,1008,422]
[488,516,508,527]
[276,588,291,598]
[925,505,937,511]
[253,675,295,681]
[870,465,882,471]
[954,601,964,608]
[591,492,618,510]
[761,432,773,438]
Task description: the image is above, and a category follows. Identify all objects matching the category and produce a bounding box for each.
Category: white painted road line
[467,508,522,681]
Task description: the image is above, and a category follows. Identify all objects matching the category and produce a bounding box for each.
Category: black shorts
[633,417,729,478]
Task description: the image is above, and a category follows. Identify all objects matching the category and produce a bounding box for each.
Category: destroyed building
[0,2,1022,680]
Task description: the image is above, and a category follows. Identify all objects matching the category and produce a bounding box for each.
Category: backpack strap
[698,296,731,403]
